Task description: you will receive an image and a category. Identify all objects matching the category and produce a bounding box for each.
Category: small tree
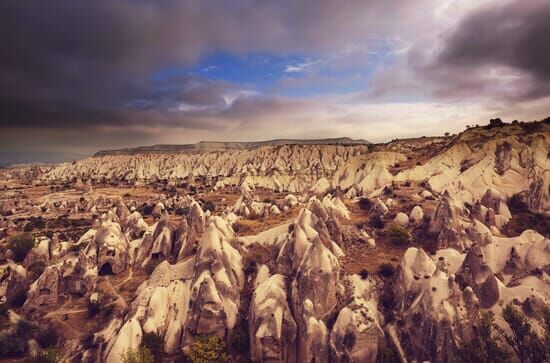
[501,304,548,363]
[120,347,154,363]
[186,335,229,363]
[386,225,410,246]
[8,233,35,262]
[142,332,163,360]
[26,348,65,363]
[457,311,510,363]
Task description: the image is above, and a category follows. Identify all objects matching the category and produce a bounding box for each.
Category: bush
[174,207,189,216]
[370,215,385,229]
[0,331,26,356]
[378,263,396,279]
[0,303,9,329]
[139,204,154,216]
[35,325,61,348]
[10,288,27,308]
[231,325,250,354]
[202,201,216,213]
[376,346,400,363]
[0,320,37,357]
[501,304,548,363]
[8,233,35,262]
[26,348,65,363]
[457,311,510,363]
[186,335,229,363]
[142,332,163,359]
[120,346,154,363]
[508,193,528,212]
[386,225,410,246]
[87,300,100,318]
[358,198,371,211]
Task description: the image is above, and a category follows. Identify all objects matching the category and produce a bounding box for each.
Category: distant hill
[0,150,88,167]
[94,137,370,156]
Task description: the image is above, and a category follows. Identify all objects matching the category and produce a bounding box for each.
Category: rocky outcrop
[183,216,244,348]
[291,236,342,363]
[249,274,297,363]
[330,276,384,363]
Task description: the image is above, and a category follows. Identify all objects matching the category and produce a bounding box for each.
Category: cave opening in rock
[99,263,114,276]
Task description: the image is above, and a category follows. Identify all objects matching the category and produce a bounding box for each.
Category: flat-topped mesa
[93,137,370,156]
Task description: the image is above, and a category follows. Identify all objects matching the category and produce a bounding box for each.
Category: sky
[1,0,549,163]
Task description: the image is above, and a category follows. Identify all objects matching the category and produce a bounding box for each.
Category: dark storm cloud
[0,0,406,129]
[432,0,550,100]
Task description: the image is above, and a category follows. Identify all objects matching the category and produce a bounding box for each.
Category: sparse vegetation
[35,325,61,349]
[142,332,163,360]
[457,311,510,363]
[0,320,38,357]
[10,288,28,308]
[120,346,154,363]
[378,263,396,279]
[386,225,410,246]
[499,304,549,363]
[358,197,371,210]
[186,335,230,363]
[26,348,65,363]
[376,346,400,363]
[202,201,216,213]
[8,233,35,262]
[175,207,189,216]
[87,300,101,318]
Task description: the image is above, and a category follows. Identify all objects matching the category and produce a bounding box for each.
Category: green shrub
[35,325,60,348]
[87,300,100,318]
[457,311,510,363]
[26,348,65,363]
[8,233,35,262]
[378,263,396,279]
[0,303,10,330]
[10,288,28,308]
[0,319,36,356]
[358,198,371,211]
[376,346,400,363]
[0,330,26,356]
[508,193,528,212]
[370,215,385,229]
[231,325,250,354]
[175,207,189,216]
[202,201,216,213]
[186,335,229,363]
[386,225,410,246]
[501,304,548,363]
[142,332,163,359]
[120,346,154,363]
